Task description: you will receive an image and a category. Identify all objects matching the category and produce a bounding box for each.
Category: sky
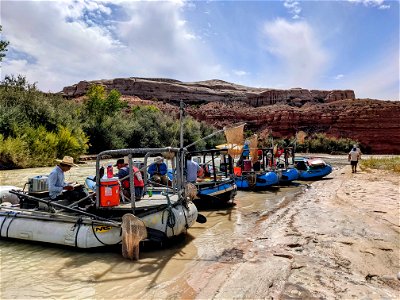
[1,0,399,100]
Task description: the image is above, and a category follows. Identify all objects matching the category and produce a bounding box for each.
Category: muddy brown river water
[0,155,347,299]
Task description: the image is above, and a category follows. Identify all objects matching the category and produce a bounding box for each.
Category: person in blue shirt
[48,156,77,200]
[242,141,250,159]
[148,156,169,186]
[48,156,88,203]
[186,154,202,183]
[236,140,250,167]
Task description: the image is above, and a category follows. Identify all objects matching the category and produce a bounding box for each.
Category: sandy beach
[139,163,400,299]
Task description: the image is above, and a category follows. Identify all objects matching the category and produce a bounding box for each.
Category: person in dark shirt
[115,158,144,201]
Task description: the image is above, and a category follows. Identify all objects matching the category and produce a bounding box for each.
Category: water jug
[107,164,113,178]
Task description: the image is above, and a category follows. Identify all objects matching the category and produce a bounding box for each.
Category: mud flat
[140,164,400,299]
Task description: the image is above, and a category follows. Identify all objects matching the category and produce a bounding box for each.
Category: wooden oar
[9,190,120,226]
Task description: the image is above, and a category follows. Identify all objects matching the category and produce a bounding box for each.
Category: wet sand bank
[140,164,399,299]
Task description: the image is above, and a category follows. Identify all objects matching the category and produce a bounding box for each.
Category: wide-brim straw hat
[56,156,78,167]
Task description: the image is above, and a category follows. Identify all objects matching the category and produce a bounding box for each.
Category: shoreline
[139,163,400,299]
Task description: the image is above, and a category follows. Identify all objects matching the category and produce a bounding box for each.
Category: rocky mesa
[62,77,400,154]
[62,77,355,107]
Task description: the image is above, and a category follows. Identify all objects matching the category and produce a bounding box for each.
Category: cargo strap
[0,211,20,238]
[73,217,83,248]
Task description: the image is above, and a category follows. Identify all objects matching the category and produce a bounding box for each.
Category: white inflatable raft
[0,192,198,248]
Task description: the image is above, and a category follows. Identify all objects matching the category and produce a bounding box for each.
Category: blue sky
[1,0,399,100]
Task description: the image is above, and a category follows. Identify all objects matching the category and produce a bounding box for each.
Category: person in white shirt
[348,147,361,173]
[48,156,88,204]
[353,144,362,158]
[48,156,77,199]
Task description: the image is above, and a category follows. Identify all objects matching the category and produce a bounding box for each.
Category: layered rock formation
[184,100,400,154]
[62,77,355,107]
[62,77,399,154]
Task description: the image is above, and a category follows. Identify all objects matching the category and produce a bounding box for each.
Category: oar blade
[121,213,147,260]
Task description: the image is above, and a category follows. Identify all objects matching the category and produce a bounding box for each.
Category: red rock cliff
[185,100,400,154]
[62,77,399,154]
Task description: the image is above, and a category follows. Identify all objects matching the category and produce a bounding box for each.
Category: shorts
[350,161,358,166]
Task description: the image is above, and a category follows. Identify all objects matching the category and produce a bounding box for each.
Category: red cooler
[99,177,120,207]
[243,160,252,171]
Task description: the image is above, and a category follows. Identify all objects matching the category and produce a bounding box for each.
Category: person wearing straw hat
[48,156,82,201]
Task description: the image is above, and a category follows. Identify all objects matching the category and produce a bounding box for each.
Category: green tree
[0,25,9,63]
[84,85,127,121]
[82,85,128,152]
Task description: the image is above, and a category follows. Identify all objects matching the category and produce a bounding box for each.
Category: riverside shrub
[0,76,89,168]
[275,133,359,154]
[361,157,400,173]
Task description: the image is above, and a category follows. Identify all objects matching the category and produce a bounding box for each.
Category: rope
[74,217,83,248]
[162,206,176,236]
[161,193,176,235]
[90,222,122,246]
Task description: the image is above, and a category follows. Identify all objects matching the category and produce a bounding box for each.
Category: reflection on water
[0,156,346,299]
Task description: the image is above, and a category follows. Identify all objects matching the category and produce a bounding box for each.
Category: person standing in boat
[348,147,361,173]
[115,158,144,201]
[48,156,84,201]
[186,154,203,183]
[236,140,250,167]
[148,156,169,186]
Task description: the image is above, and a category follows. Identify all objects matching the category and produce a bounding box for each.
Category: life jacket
[121,166,144,189]
[275,148,284,158]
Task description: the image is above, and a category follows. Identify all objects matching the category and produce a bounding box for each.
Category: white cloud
[1,0,224,92]
[283,0,302,19]
[348,0,390,9]
[334,74,344,80]
[262,19,329,88]
[233,70,249,76]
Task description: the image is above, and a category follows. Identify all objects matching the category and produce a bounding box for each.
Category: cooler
[28,176,49,192]
[243,160,252,171]
[99,177,120,207]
